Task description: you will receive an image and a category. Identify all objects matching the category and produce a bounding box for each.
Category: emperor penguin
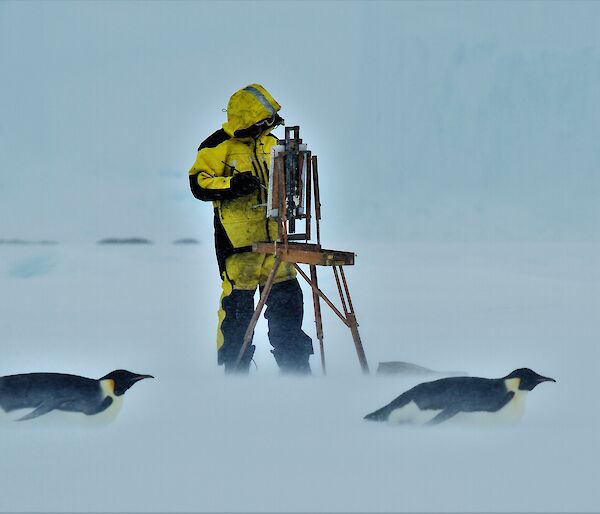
[364,368,555,426]
[0,369,153,425]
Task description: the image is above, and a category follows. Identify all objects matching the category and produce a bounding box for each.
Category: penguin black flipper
[15,392,114,421]
[85,395,113,415]
[16,399,66,421]
[59,395,114,415]
[488,390,515,413]
[425,390,515,425]
[425,408,460,426]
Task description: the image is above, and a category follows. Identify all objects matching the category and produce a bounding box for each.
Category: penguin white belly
[387,401,443,425]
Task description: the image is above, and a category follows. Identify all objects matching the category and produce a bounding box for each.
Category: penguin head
[505,368,556,391]
[100,370,154,396]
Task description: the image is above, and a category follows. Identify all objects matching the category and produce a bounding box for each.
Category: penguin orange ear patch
[101,379,116,396]
[504,378,521,392]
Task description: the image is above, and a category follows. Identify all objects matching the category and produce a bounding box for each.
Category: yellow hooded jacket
[189,84,283,274]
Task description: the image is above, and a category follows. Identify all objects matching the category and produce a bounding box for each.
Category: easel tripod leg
[337,266,370,375]
[234,256,282,371]
[347,313,369,374]
[309,264,326,374]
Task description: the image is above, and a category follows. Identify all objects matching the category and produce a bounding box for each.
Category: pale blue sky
[0,1,598,242]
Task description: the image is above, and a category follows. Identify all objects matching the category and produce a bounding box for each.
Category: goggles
[256,114,282,128]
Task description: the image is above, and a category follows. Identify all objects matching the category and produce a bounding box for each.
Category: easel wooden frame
[233,127,369,374]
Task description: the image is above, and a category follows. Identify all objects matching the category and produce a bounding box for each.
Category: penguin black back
[364,376,511,422]
[0,372,110,420]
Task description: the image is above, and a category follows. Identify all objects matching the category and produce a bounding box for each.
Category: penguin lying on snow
[364,368,555,426]
[0,370,153,424]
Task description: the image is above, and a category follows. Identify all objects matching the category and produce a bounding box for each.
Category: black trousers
[218,278,313,373]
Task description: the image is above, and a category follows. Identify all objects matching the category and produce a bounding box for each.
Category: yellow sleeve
[188,145,235,201]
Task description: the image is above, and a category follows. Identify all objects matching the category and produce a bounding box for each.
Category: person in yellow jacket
[188,84,313,374]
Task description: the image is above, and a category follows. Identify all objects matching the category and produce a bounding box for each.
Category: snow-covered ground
[1,241,599,511]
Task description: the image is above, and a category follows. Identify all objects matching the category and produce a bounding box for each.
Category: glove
[230,172,260,197]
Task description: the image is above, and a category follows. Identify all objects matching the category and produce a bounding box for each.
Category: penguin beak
[133,374,154,382]
[537,375,556,384]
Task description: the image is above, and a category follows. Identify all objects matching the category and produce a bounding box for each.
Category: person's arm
[188,147,259,201]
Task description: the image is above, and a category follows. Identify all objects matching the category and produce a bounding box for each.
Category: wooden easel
[234,127,369,374]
